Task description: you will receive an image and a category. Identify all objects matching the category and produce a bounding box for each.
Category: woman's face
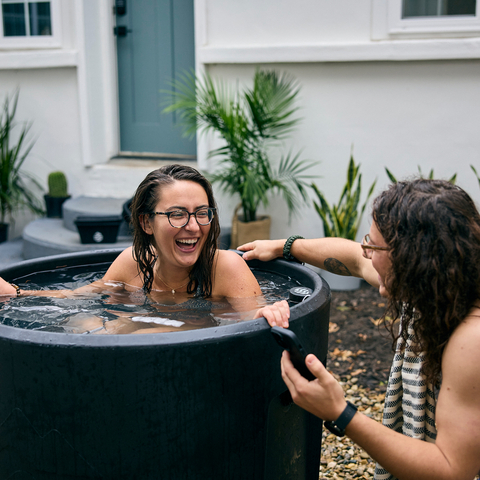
[143,180,211,271]
[367,221,392,297]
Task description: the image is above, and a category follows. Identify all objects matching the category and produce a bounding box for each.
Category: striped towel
[374,323,437,480]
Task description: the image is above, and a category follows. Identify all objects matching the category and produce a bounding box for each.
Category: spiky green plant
[0,90,44,225]
[470,165,480,189]
[312,153,376,240]
[47,171,68,197]
[164,70,317,222]
[385,166,457,184]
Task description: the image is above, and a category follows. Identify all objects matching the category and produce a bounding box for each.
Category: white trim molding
[197,38,480,65]
[0,48,76,68]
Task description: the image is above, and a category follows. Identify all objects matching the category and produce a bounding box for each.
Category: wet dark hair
[129,164,220,297]
[372,178,480,385]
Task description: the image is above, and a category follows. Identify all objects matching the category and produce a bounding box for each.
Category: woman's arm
[0,247,140,298]
[238,237,380,288]
[280,317,480,480]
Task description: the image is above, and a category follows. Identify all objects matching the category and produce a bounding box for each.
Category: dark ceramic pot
[44,194,71,218]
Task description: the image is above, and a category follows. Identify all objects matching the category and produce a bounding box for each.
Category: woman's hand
[281,351,347,422]
[253,299,290,327]
[0,277,17,296]
[237,239,285,262]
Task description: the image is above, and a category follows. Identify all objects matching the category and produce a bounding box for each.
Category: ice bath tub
[0,249,330,480]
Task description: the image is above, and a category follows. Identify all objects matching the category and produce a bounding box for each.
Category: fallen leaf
[369,316,384,326]
[329,322,340,333]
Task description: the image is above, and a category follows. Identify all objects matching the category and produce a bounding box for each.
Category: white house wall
[203,60,480,241]
[1,0,480,242]
[196,0,480,240]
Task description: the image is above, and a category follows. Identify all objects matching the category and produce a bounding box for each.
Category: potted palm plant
[164,69,316,247]
[311,151,376,290]
[0,90,44,243]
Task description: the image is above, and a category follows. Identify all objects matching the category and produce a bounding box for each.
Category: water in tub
[0,264,302,334]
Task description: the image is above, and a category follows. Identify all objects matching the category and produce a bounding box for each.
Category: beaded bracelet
[10,283,20,296]
[283,235,304,261]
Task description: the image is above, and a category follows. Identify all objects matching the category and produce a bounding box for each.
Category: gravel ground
[312,282,389,479]
[319,373,385,479]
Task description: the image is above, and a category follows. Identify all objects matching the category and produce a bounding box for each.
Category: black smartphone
[270,327,315,380]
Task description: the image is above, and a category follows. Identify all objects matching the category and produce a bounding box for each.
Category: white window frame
[0,0,61,49]
[372,0,480,40]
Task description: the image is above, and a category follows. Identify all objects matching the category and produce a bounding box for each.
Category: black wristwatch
[324,401,357,437]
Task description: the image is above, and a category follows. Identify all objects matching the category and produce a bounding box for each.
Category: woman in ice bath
[0,164,289,332]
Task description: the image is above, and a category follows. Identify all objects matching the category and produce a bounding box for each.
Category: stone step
[63,196,131,236]
[22,218,132,260]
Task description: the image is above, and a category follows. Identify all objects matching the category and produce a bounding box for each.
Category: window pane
[28,2,51,35]
[446,0,476,14]
[2,3,26,36]
[403,0,476,17]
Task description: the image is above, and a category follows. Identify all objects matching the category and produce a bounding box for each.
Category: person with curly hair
[238,178,480,480]
[0,164,289,331]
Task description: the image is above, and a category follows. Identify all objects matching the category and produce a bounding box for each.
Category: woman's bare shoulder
[103,247,141,285]
[213,250,260,297]
[442,307,480,385]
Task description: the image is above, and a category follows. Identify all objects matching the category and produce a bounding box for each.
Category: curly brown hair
[129,164,220,297]
[372,178,480,385]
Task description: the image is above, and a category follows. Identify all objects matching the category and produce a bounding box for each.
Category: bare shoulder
[212,250,260,297]
[444,308,480,363]
[435,308,480,478]
[103,247,141,286]
[441,307,480,398]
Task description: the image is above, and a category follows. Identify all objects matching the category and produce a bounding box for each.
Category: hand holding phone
[270,327,316,381]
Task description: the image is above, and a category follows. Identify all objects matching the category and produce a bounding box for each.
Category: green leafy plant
[0,90,44,226]
[164,69,316,222]
[312,152,376,240]
[470,165,480,188]
[385,166,457,184]
[47,171,68,197]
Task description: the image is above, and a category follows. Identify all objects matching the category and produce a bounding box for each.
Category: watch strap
[324,401,357,437]
[283,235,304,261]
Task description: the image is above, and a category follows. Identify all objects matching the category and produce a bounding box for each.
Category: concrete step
[22,219,132,260]
[63,196,131,236]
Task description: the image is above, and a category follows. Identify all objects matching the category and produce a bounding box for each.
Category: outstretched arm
[0,247,139,299]
[238,237,380,288]
[281,338,480,480]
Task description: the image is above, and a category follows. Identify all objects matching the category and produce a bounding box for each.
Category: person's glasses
[152,208,216,228]
[361,234,389,257]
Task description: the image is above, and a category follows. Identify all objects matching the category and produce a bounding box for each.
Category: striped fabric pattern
[374,324,437,480]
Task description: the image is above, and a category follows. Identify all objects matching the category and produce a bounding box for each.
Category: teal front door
[115,0,196,156]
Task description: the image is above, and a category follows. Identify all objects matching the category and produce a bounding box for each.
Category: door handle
[114,26,131,37]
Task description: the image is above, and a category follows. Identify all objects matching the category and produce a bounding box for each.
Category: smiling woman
[0,164,290,330]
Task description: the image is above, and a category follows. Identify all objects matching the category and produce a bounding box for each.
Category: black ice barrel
[0,249,330,480]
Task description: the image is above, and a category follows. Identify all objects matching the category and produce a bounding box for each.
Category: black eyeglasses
[361,234,389,257]
[152,208,216,228]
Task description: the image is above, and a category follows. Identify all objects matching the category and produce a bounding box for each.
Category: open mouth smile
[176,238,199,251]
